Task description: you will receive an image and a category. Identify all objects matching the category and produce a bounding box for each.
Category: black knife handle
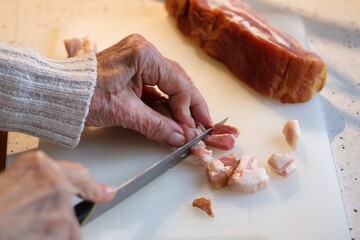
[74,200,96,225]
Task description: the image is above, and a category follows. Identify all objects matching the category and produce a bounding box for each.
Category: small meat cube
[211,124,240,137]
[64,35,98,57]
[206,158,233,189]
[228,155,269,193]
[192,197,214,217]
[282,120,300,149]
[187,141,213,167]
[237,155,258,170]
[204,134,236,150]
[64,38,82,58]
[229,168,269,193]
[219,153,239,169]
[268,152,297,177]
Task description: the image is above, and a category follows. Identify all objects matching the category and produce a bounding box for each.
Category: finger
[189,85,213,129]
[121,92,186,147]
[143,56,212,128]
[139,47,194,127]
[58,161,117,204]
[69,210,82,240]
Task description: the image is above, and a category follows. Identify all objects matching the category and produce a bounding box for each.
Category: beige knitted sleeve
[0,43,97,148]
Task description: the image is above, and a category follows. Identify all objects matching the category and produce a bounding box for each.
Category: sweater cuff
[0,43,97,147]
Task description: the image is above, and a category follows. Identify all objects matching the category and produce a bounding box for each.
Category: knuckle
[13,150,48,168]
[128,33,146,42]
[131,38,155,58]
[76,164,92,181]
[49,178,71,195]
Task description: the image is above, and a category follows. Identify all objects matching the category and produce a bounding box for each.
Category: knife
[74,117,228,226]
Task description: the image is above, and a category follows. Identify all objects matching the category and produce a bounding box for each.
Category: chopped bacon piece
[228,155,269,193]
[206,159,230,189]
[282,120,301,149]
[204,134,236,150]
[206,154,239,189]
[219,153,239,169]
[211,124,240,137]
[268,152,297,177]
[192,197,214,217]
[186,141,213,167]
[64,35,98,57]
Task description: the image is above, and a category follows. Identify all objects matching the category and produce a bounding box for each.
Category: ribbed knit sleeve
[0,43,97,148]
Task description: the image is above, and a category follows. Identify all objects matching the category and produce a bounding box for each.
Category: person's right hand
[0,150,116,240]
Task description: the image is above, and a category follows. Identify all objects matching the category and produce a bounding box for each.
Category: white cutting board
[36,1,350,239]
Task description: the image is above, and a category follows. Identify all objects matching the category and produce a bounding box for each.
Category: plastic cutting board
[34,1,350,239]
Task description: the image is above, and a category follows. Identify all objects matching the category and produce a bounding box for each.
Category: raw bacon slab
[165,0,327,103]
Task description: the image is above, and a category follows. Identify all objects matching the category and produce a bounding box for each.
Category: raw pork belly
[204,133,236,150]
[268,152,297,177]
[228,155,269,193]
[187,141,213,166]
[204,124,239,150]
[64,36,98,57]
[165,0,327,103]
[206,154,239,189]
[206,158,232,189]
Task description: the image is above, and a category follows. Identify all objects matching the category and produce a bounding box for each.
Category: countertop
[1,0,359,239]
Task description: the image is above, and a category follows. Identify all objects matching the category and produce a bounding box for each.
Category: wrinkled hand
[86,34,212,147]
[0,151,116,240]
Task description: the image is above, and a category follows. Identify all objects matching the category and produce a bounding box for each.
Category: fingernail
[104,185,117,195]
[168,132,185,147]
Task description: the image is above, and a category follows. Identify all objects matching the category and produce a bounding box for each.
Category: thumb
[128,98,185,147]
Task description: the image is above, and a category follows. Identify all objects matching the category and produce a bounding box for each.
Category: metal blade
[75,117,228,225]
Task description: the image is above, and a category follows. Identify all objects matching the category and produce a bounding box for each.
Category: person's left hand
[86,34,212,147]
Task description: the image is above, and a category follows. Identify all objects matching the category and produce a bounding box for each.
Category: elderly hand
[0,151,116,240]
[85,34,212,147]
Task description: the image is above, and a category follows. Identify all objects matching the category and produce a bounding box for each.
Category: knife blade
[74,117,228,226]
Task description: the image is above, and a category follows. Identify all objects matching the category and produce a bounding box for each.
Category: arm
[0,34,212,148]
[0,42,97,147]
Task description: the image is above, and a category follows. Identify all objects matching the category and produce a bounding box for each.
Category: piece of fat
[282,120,300,149]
